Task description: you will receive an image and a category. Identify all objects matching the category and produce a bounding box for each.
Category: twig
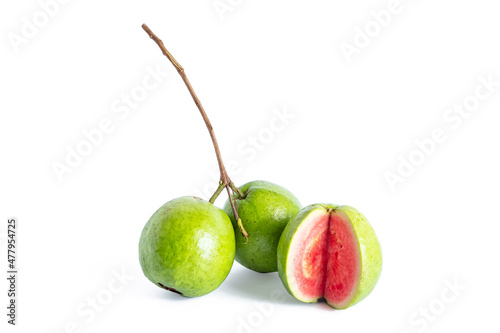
[142,24,249,241]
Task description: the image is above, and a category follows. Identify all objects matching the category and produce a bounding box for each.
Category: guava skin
[139,196,235,297]
[223,181,301,273]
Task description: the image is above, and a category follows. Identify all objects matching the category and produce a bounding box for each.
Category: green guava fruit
[223,180,301,273]
[139,196,235,297]
[277,204,382,309]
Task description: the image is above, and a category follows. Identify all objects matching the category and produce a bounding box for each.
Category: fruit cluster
[138,25,382,309]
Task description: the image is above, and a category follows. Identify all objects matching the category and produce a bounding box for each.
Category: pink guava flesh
[324,212,361,307]
[292,212,329,300]
[291,209,361,306]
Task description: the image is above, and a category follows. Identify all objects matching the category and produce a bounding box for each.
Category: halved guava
[277,204,382,309]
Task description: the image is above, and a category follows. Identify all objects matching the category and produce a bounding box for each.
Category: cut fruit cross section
[277,204,382,309]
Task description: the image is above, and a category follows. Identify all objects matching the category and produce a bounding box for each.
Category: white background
[1,0,500,332]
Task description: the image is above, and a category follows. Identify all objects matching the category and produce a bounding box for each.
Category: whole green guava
[139,196,235,297]
[223,181,301,273]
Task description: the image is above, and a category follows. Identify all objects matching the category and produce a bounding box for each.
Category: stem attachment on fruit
[142,24,249,242]
[230,182,246,199]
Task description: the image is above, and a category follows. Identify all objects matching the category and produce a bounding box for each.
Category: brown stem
[142,24,248,241]
[142,24,227,181]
